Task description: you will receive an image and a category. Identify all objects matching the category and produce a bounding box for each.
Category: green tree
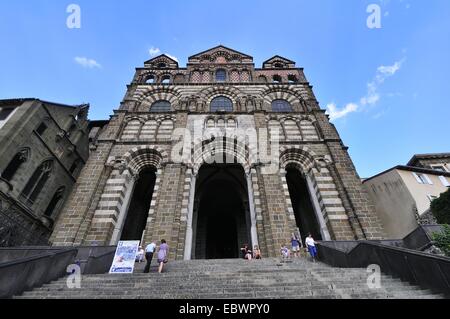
[432,225,450,257]
[430,189,450,225]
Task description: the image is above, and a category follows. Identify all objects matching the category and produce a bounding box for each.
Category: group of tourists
[241,233,318,263]
[283,233,318,262]
[136,233,318,273]
[136,239,169,274]
[240,244,262,260]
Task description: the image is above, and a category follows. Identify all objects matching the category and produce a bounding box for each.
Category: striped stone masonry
[51,47,385,255]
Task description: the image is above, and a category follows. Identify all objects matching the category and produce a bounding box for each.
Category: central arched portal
[192,164,251,259]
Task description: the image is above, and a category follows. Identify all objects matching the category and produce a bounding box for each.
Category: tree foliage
[431,189,450,225]
[432,225,450,257]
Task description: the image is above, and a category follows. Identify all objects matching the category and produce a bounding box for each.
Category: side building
[0,99,91,246]
[363,153,450,239]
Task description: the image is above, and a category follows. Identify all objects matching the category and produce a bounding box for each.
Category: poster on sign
[109,241,140,274]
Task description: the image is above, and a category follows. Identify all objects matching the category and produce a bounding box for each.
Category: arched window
[288,75,298,83]
[206,118,215,129]
[1,148,30,182]
[272,99,293,112]
[145,75,156,84]
[161,75,171,84]
[44,187,65,218]
[272,75,282,83]
[158,63,167,68]
[227,118,237,128]
[216,69,226,82]
[21,160,53,205]
[150,100,172,112]
[211,96,233,112]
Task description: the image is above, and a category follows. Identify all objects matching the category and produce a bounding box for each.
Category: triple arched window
[150,100,172,112]
[271,99,293,112]
[210,96,233,112]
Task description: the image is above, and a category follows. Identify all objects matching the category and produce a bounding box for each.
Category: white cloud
[74,57,102,69]
[326,59,405,121]
[165,53,179,63]
[377,60,403,76]
[148,47,179,62]
[326,103,359,121]
[149,47,161,56]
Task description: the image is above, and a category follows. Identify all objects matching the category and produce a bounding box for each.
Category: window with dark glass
[288,75,298,83]
[21,160,53,205]
[44,187,65,218]
[161,75,171,84]
[272,75,282,83]
[150,100,172,112]
[211,96,233,112]
[145,75,155,84]
[36,122,48,135]
[216,69,226,82]
[69,159,81,175]
[1,148,29,182]
[271,99,293,112]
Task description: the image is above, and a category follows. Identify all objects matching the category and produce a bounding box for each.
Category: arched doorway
[120,168,156,241]
[286,166,323,242]
[192,164,251,259]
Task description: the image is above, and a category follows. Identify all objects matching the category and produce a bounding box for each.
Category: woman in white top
[305,234,318,263]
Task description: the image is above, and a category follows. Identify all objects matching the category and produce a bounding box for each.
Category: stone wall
[51,47,385,257]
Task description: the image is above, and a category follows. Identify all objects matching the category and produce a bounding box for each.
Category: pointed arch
[1,147,30,182]
[21,160,54,205]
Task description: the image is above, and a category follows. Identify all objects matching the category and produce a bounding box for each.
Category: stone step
[14,259,444,299]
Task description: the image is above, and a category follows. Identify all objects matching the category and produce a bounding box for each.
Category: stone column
[246,171,259,248]
[305,173,332,241]
[109,170,138,245]
[184,170,197,260]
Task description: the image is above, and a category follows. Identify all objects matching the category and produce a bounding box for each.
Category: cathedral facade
[51,46,384,259]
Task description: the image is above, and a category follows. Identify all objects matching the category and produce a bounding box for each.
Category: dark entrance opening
[286,166,322,242]
[193,164,251,259]
[120,168,156,241]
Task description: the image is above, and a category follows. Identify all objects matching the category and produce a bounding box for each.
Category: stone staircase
[14,258,445,299]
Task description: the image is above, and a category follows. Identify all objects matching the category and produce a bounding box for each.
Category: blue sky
[0,0,449,178]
